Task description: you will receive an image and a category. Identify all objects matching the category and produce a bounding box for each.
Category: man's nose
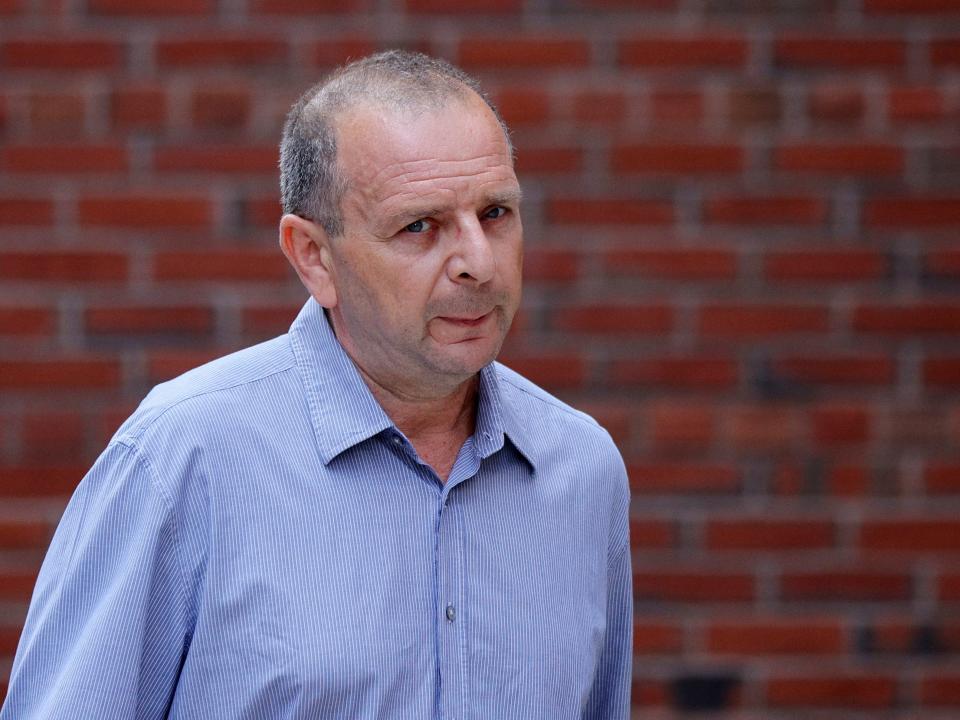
[447,215,495,285]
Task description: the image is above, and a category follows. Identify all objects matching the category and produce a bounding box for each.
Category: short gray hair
[279,50,512,237]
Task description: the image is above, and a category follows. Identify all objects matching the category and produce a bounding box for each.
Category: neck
[355,362,479,442]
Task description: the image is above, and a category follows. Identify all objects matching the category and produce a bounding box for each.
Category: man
[2,51,632,719]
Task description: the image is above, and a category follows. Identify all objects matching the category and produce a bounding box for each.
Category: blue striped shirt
[3,298,632,719]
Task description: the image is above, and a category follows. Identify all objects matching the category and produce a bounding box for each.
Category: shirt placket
[436,443,481,720]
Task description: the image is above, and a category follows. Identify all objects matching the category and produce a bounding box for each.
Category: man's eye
[484,206,508,220]
[404,219,432,233]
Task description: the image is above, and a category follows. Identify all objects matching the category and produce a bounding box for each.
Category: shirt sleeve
[1,441,192,720]
[582,448,634,720]
[581,542,634,720]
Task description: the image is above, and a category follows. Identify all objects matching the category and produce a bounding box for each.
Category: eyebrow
[385,189,524,228]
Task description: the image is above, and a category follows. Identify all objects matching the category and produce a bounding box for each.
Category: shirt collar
[289,297,536,471]
[288,299,394,464]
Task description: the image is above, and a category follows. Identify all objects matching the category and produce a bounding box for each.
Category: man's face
[323,91,523,395]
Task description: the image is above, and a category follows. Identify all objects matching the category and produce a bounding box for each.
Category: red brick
[86,306,213,335]
[781,571,911,601]
[725,406,799,452]
[157,36,287,67]
[0,360,119,390]
[775,36,905,68]
[773,355,894,385]
[493,87,549,125]
[146,349,226,383]
[111,85,166,129]
[613,356,738,389]
[242,304,300,335]
[766,676,896,708]
[154,251,289,282]
[931,38,960,66]
[775,144,902,175]
[405,0,520,12]
[612,144,743,174]
[699,304,828,337]
[21,412,85,461]
[651,88,704,126]
[706,519,835,551]
[604,248,737,280]
[571,91,627,125]
[765,250,888,281]
[459,37,590,68]
[28,92,85,135]
[310,38,377,67]
[243,196,282,228]
[0,467,84,498]
[827,464,871,497]
[0,308,53,336]
[866,0,960,12]
[634,570,755,603]
[547,198,673,225]
[557,304,674,334]
[627,462,740,495]
[154,145,277,174]
[853,303,960,334]
[633,620,683,654]
[1,39,124,69]
[619,35,748,68]
[809,85,864,122]
[647,404,717,453]
[522,248,579,282]
[191,88,250,129]
[707,619,845,654]
[922,675,960,705]
[924,463,960,494]
[590,0,675,6]
[0,251,127,281]
[514,147,582,175]
[860,520,960,553]
[704,196,826,225]
[941,574,960,601]
[888,86,944,121]
[78,196,210,228]
[865,197,960,226]
[926,249,960,278]
[924,357,960,387]
[727,85,782,127]
[0,198,53,225]
[0,624,22,655]
[632,678,669,707]
[2,144,127,173]
[631,519,675,550]
[0,569,40,599]
[89,0,214,14]
[810,405,872,446]
[497,353,585,390]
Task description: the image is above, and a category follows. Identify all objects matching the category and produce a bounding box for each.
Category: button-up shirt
[2,298,632,719]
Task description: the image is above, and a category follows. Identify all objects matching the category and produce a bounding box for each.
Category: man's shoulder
[492,361,607,439]
[115,334,297,445]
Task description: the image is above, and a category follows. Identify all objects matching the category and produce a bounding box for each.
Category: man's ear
[279,214,338,308]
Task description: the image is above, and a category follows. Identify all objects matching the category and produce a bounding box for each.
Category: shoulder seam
[119,361,296,444]
[497,371,601,429]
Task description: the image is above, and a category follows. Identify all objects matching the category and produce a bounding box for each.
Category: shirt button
[445,604,456,622]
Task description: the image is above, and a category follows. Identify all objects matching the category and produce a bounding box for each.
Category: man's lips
[436,309,494,327]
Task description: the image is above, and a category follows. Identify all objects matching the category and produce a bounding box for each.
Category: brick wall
[1,1,959,717]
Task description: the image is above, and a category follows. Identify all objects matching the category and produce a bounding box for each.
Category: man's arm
[1,441,191,720]
[582,540,634,719]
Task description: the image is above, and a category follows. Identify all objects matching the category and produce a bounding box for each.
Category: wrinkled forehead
[334,93,515,200]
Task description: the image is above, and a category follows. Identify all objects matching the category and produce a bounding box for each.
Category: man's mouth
[437,309,494,327]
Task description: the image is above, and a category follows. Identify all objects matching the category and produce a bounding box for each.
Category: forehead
[335,94,518,212]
